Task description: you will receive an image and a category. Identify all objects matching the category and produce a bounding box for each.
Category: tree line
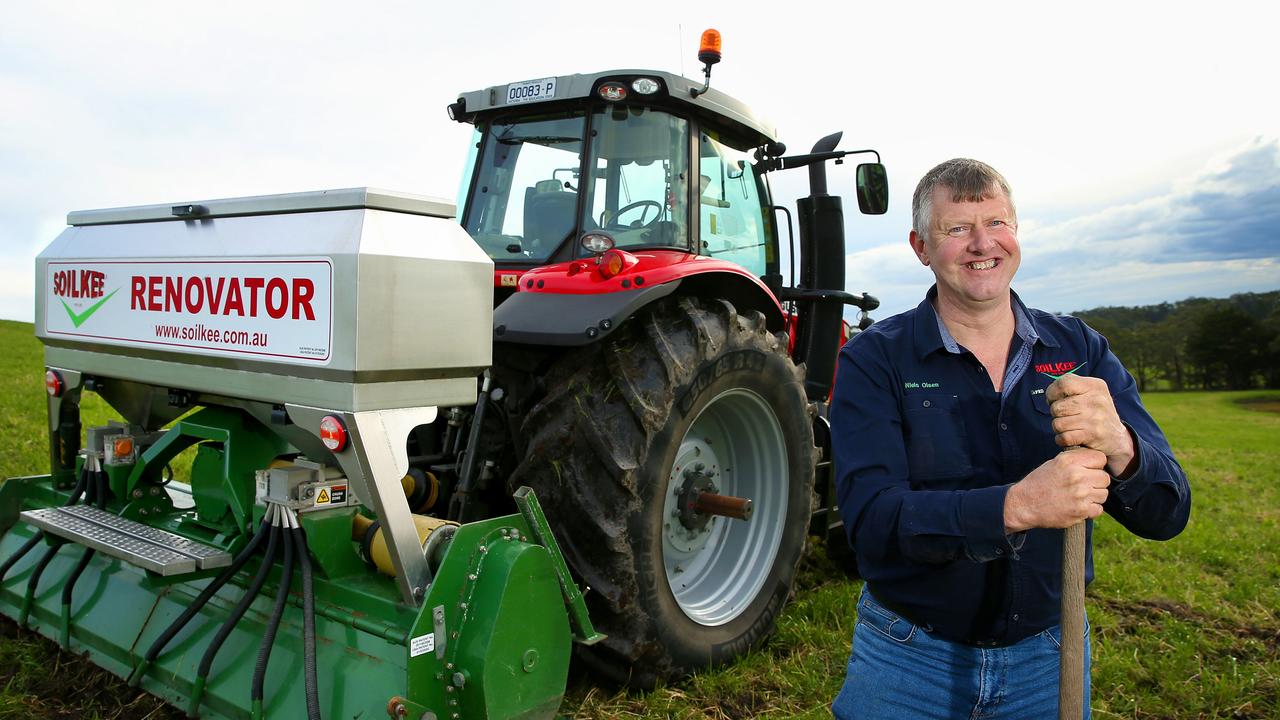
[1071,290,1280,391]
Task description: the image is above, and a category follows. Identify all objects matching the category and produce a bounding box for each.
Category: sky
[2,1,1277,324]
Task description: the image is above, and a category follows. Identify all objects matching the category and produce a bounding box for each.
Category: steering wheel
[604,200,663,230]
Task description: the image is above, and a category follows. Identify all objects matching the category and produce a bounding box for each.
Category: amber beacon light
[698,29,722,65]
[690,28,723,97]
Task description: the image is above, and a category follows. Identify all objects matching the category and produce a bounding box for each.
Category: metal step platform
[20,505,233,576]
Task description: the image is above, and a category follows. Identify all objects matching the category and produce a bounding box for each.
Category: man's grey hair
[911,159,1016,239]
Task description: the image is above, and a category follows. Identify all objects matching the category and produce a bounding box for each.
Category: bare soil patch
[1235,396,1280,414]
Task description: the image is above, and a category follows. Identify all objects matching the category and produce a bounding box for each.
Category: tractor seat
[523,189,578,249]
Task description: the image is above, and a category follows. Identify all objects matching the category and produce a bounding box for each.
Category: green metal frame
[1,397,599,719]
[123,407,286,534]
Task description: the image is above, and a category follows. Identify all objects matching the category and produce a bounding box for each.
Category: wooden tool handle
[1059,521,1086,719]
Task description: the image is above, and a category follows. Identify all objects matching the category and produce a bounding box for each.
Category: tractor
[0,30,885,718]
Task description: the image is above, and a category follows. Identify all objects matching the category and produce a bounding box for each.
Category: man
[829,159,1190,719]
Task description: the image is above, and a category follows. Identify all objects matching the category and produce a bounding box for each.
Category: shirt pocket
[1029,389,1062,456]
[901,393,972,482]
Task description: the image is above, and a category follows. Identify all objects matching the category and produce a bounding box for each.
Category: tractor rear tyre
[509,296,814,687]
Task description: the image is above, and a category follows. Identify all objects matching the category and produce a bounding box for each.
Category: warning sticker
[313,484,347,507]
[410,633,435,658]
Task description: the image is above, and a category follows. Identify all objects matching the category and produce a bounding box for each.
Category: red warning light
[319,415,348,452]
[45,370,64,397]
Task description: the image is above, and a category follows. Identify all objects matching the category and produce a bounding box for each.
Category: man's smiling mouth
[967,259,998,270]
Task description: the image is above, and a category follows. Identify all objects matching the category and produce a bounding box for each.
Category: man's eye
[947,226,970,237]
[989,219,1006,227]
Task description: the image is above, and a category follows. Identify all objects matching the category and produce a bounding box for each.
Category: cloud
[1018,138,1280,276]
[851,138,1280,320]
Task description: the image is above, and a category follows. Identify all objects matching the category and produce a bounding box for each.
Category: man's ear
[909,231,930,267]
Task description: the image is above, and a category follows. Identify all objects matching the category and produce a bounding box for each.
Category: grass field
[1,318,1277,719]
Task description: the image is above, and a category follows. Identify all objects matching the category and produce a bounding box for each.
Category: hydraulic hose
[17,543,60,626]
[188,506,281,718]
[289,509,321,720]
[129,511,273,687]
[0,466,90,584]
[17,467,99,625]
[60,470,109,646]
[251,508,295,720]
[450,371,491,521]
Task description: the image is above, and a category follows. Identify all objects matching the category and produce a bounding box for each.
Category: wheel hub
[676,467,719,532]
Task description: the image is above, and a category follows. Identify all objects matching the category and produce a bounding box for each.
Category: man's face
[909,185,1020,310]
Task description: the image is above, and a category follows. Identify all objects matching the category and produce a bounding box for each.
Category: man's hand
[1004,448,1111,532]
[1046,374,1136,476]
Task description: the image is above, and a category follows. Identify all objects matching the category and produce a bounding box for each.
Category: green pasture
[0,318,1276,719]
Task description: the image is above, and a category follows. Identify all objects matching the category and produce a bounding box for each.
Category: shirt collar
[913,286,1055,359]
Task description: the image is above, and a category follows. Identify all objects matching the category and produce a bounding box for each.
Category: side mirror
[855,163,889,215]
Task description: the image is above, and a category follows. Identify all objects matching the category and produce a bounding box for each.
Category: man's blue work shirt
[831,287,1190,646]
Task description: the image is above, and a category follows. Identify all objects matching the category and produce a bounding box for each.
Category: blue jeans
[832,587,1091,719]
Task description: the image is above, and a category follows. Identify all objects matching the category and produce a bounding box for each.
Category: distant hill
[1071,291,1279,391]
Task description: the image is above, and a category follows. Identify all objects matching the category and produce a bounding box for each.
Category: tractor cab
[451,70,781,291]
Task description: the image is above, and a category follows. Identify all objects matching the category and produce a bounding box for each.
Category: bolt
[386,697,410,718]
[435,673,443,681]
[467,573,477,581]
[478,545,487,553]
[413,586,425,601]
[150,487,162,496]
[132,489,143,499]
[139,508,149,516]
[446,686,454,694]
[451,672,466,688]
[451,631,459,639]
[520,536,527,542]
[459,602,468,610]
[449,699,458,707]
[695,462,705,471]
[306,487,315,498]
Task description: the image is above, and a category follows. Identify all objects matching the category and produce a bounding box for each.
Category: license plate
[505,77,556,105]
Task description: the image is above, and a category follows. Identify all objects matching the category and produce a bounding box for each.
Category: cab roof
[453,68,779,148]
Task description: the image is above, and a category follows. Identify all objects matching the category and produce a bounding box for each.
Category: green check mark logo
[61,288,119,328]
[1040,362,1088,380]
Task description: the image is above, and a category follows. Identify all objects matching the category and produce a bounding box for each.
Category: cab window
[699,132,770,276]
[462,113,586,263]
[583,105,690,252]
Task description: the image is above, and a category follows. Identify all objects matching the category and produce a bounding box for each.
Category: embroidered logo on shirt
[1035,361,1087,380]
[904,382,941,389]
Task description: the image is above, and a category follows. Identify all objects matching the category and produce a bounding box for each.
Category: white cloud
[856,138,1280,321]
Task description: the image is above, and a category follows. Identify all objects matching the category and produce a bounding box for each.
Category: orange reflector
[599,249,626,279]
[113,436,135,458]
[698,28,722,64]
[319,415,348,452]
[44,370,63,397]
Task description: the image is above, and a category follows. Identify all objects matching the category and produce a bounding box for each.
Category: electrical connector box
[256,458,355,512]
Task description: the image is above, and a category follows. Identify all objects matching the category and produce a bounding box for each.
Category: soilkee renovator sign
[45,259,333,362]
